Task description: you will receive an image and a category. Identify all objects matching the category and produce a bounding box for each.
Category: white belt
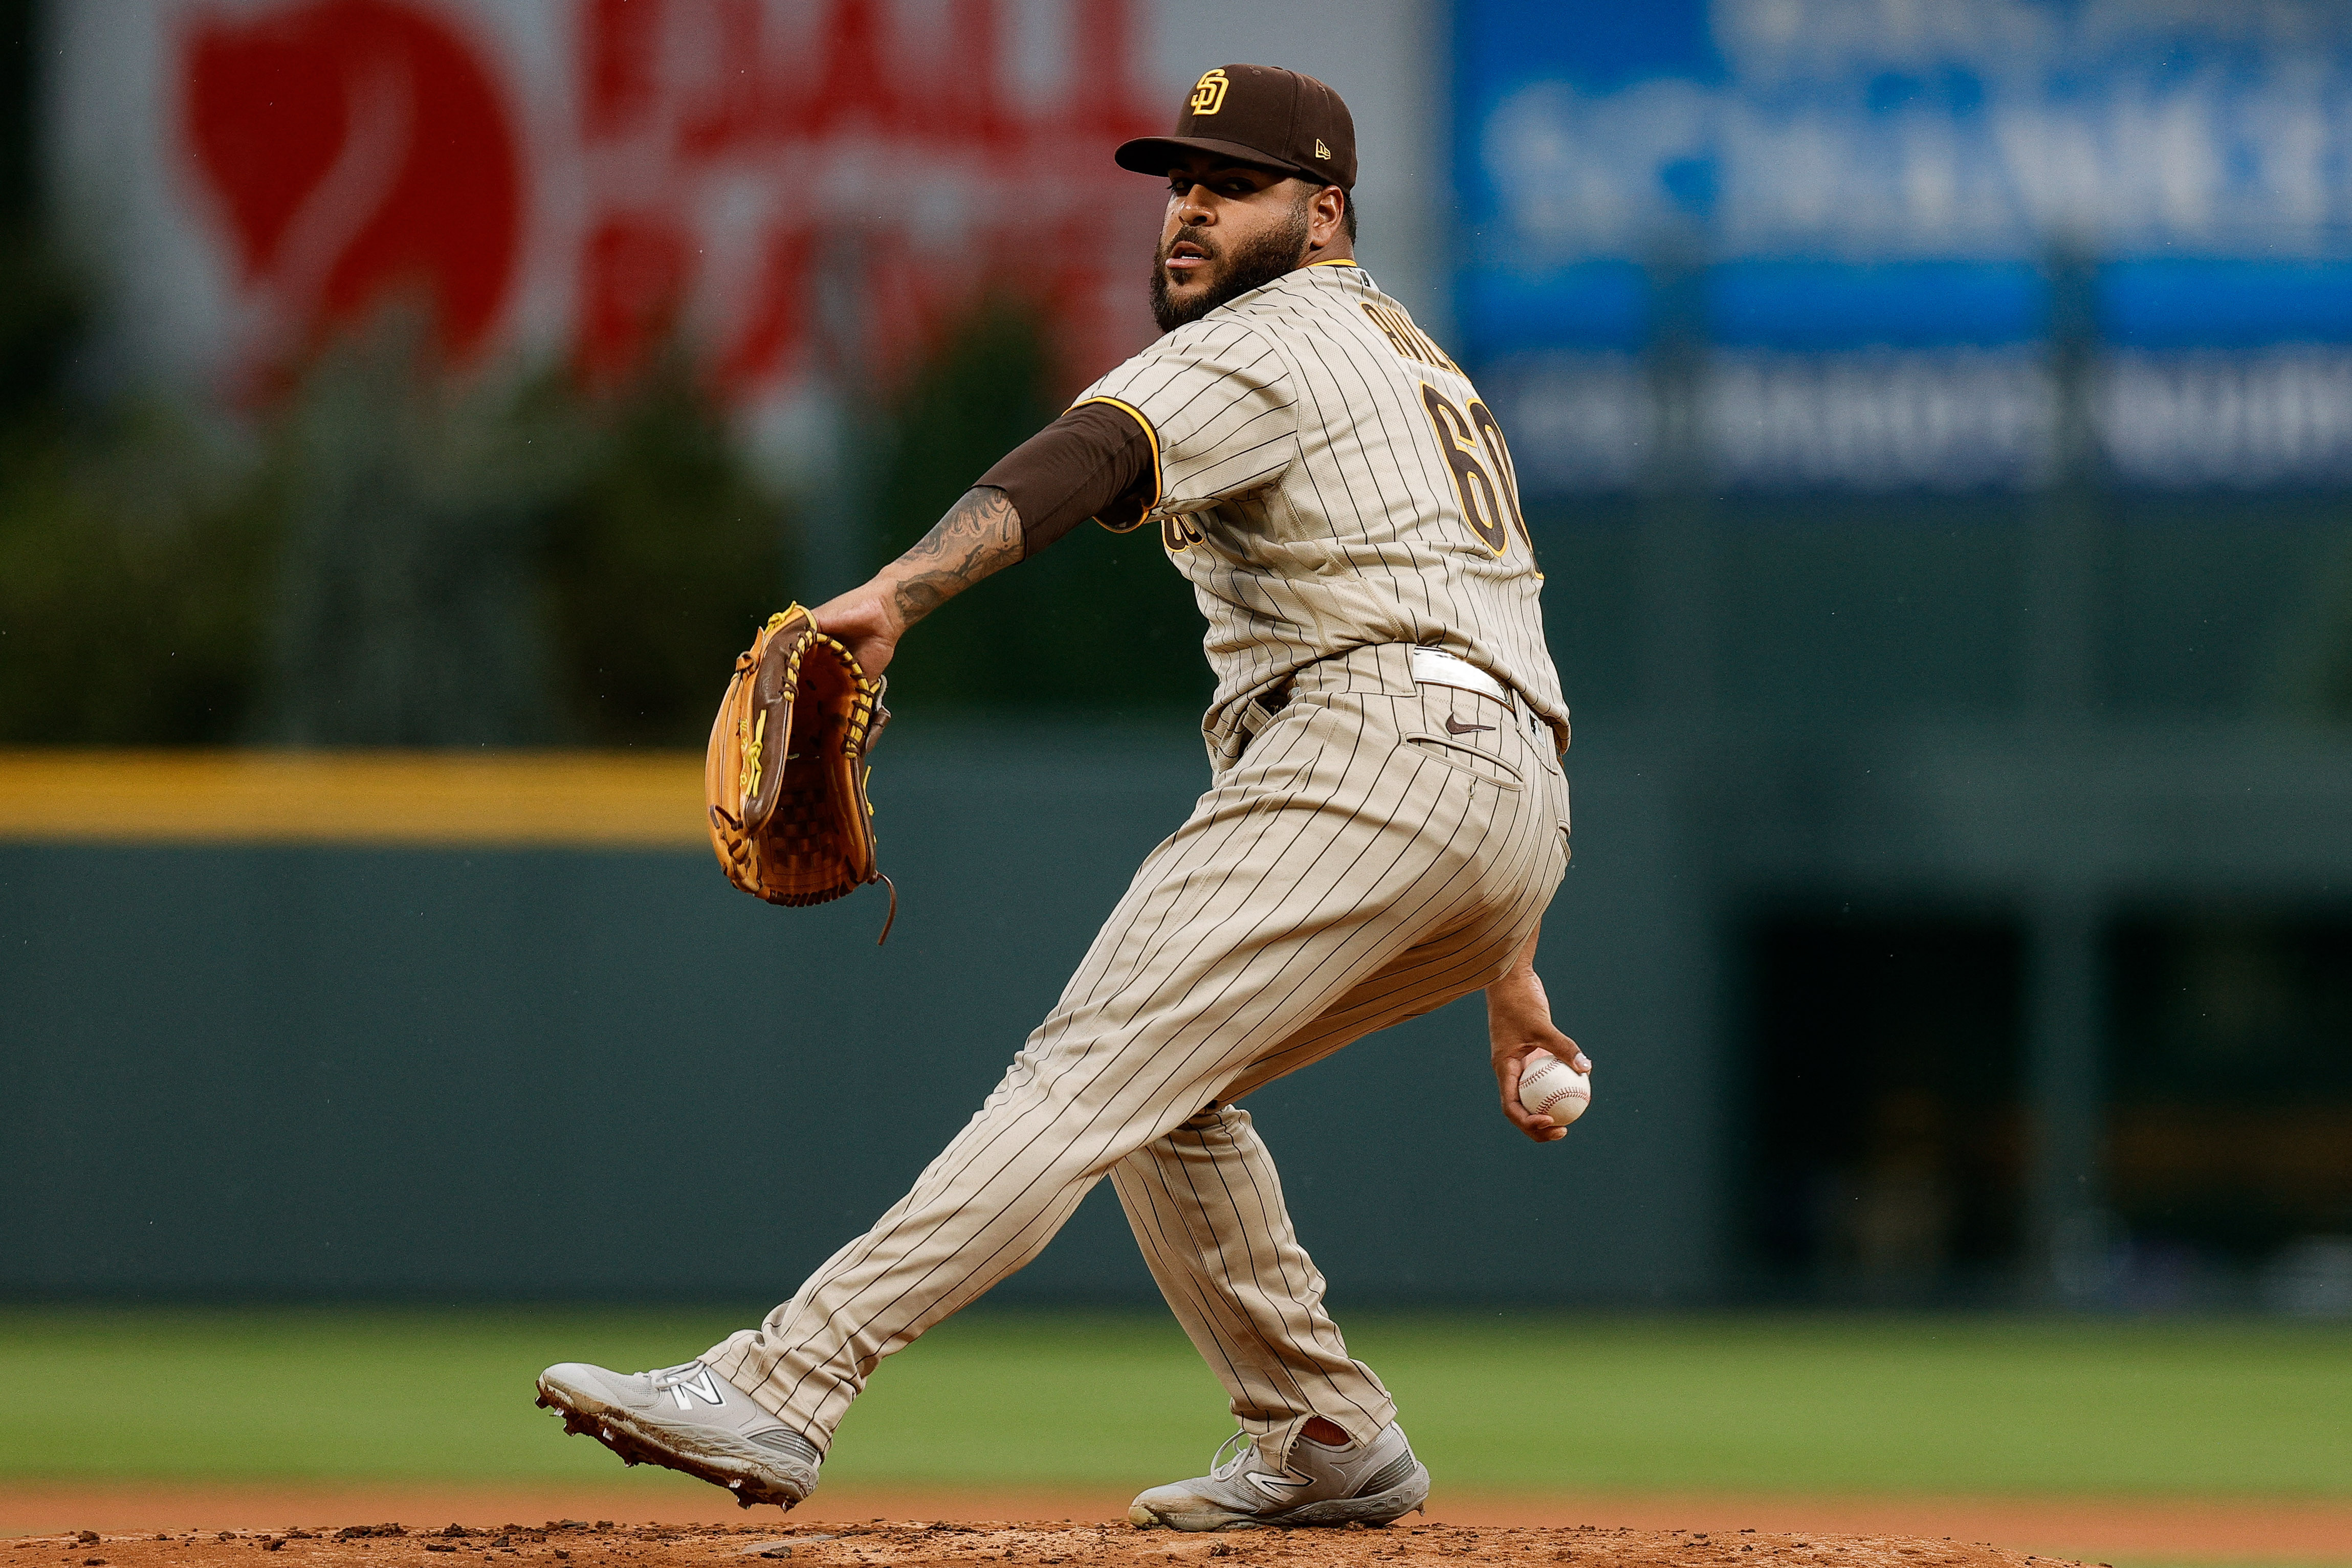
[1409,646,1512,706]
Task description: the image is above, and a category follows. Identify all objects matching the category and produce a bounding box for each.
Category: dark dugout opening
[1743,912,2027,1304]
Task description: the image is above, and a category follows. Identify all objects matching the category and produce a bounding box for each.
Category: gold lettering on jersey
[1359,303,1462,375]
[1359,303,1421,363]
[1189,70,1230,116]
[1468,397,1535,554]
[1419,384,1511,555]
[1417,324,1463,375]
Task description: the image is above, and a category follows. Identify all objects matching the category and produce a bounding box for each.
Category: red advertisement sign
[172,0,1163,404]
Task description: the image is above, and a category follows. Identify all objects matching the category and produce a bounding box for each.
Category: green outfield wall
[11,514,2352,1308]
[0,725,1722,1305]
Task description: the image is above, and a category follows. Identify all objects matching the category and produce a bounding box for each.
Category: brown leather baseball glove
[705,604,894,939]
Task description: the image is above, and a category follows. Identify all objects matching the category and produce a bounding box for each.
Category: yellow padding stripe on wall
[0,750,709,847]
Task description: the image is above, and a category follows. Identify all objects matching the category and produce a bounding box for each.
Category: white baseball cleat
[1129,1421,1429,1531]
[534,1359,819,1510]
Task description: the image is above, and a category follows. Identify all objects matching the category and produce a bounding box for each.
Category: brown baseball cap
[1115,64,1356,191]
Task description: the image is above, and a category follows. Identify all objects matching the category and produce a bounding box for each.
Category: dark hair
[1342,187,1358,242]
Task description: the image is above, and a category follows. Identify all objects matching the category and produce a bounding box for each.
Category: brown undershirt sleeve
[976,399,1158,558]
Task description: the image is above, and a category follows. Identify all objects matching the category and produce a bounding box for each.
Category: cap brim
[1114,135,1320,184]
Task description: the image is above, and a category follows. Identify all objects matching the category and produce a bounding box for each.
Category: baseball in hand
[1518,1050,1591,1129]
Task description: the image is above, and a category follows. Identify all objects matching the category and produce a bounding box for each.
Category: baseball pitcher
[538,63,1587,1533]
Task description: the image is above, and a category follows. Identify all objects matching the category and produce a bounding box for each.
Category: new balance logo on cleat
[535,1360,821,1511]
[1248,1468,1314,1499]
[661,1365,725,1409]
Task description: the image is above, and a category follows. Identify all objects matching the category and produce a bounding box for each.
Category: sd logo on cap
[1118,63,1356,194]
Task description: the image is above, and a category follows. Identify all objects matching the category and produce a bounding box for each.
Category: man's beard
[1149,200,1311,333]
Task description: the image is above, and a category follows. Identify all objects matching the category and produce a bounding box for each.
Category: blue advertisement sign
[1456,0,2352,492]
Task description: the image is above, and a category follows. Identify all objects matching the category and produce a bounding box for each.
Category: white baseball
[1517,1049,1591,1129]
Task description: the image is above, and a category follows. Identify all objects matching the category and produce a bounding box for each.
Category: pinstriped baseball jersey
[1071,260,1568,753]
[705,645,1570,1460]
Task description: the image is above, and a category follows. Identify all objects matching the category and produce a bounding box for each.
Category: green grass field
[2,1307,2346,1497]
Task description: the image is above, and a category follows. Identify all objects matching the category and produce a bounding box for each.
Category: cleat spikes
[534,1369,811,1510]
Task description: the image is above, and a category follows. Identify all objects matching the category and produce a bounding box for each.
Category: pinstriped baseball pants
[704,644,1570,1465]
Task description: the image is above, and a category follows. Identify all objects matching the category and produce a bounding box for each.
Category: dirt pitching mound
[8,1519,2086,1568]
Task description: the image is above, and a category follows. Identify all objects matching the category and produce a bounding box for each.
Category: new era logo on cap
[1115,63,1357,192]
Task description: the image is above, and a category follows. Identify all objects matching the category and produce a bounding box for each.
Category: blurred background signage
[6,0,2351,1323]
[1456,0,2352,493]
[63,0,1159,450]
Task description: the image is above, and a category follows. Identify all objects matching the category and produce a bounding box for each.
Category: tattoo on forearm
[889,487,1023,626]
